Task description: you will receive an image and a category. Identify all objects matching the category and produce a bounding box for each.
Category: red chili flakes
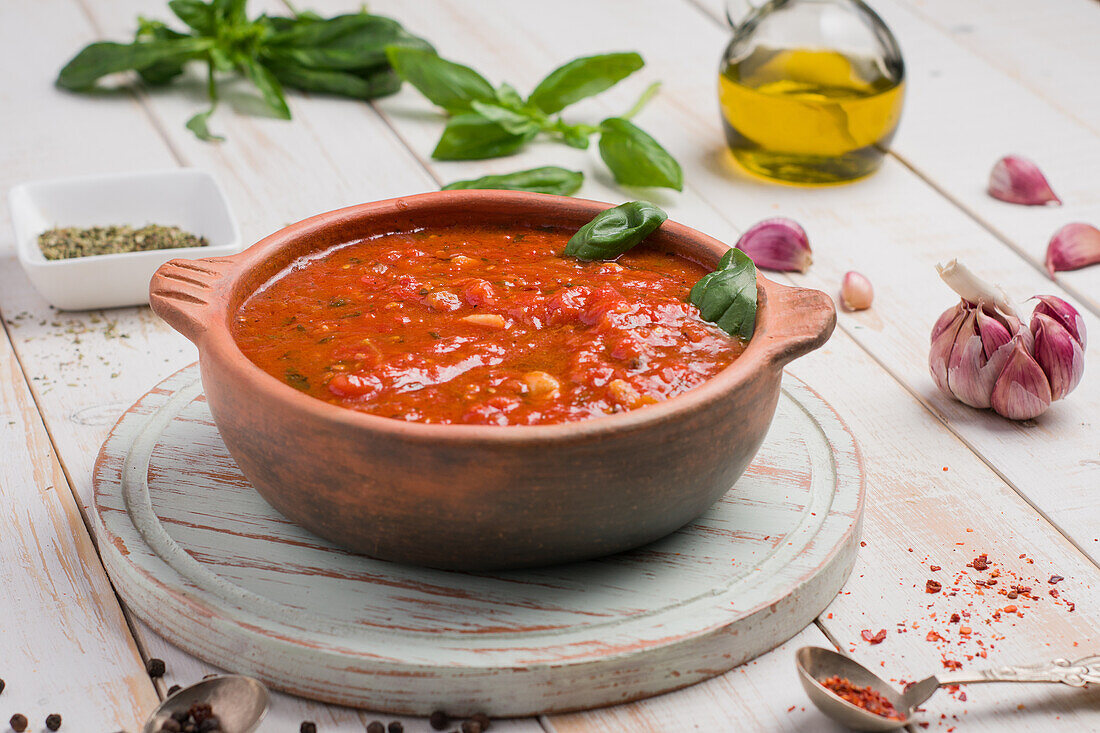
[969,554,990,571]
[950,613,961,623]
[929,565,942,572]
[1003,605,1018,614]
[860,628,887,644]
[819,676,902,720]
[1048,575,1064,584]
[943,659,963,670]
[926,580,943,594]
[926,631,945,642]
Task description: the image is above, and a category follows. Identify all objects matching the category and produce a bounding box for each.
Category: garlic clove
[736,218,812,273]
[936,259,1018,319]
[840,271,873,311]
[987,155,1062,206]
[930,304,965,395]
[1031,313,1085,401]
[946,309,1015,409]
[990,337,1053,420]
[1031,294,1086,348]
[975,306,1013,358]
[1045,222,1100,277]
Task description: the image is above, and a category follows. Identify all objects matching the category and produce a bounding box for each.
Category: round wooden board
[92,364,864,716]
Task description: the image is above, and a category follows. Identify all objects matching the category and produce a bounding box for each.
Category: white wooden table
[2,0,1098,730]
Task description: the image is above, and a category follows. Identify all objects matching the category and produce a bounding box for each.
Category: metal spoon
[143,675,270,733]
[796,646,1099,731]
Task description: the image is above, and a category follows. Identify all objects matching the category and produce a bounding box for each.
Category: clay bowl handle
[149,256,236,344]
[760,278,837,367]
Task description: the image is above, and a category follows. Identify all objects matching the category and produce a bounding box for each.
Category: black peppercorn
[10,713,28,732]
[167,684,182,696]
[0,677,5,694]
[388,722,403,733]
[45,713,63,731]
[429,711,449,731]
[299,723,317,733]
[366,722,385,733]
[147,658,167,678]
[471,713,491,731]
[460,721,482,733]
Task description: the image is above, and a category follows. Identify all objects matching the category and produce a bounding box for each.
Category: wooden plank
[0,324,160,731]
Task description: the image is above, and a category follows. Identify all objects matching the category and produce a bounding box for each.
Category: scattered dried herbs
[38,225,207,260]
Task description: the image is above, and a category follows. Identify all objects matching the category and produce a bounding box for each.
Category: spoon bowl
[795,647,909,731]
[143,675,269,733]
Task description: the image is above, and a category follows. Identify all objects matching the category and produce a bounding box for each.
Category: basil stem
[564,201,667,261]
[442,167,583,195]
[689,248,758,341]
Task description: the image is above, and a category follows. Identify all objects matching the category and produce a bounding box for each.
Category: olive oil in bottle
[719,47,904,184]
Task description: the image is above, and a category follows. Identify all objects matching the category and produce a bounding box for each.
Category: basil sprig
[386,48,682,191]
[689,248,758,341]
[57,0,430,141]
[563,203,758,341]
[564,202,668,261]
[442,167,584,195]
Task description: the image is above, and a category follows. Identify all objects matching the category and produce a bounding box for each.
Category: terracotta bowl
[149,191,835,570]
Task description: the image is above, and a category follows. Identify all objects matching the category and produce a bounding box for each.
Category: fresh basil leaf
[135,21,191,85]
[186,106,223,141]
[564,201,667,261]
[689,248,757,341]
[469,101,540,136]
[268,60,402,99]
[494,82,525,110]
[528,52,644,114]
[386,47,495,112]
[212,0,248,27]
[241,58,291,119]
[265,14,431,69]
[431,112,536,160]
[442,167,583,195]
[56,39,207,90]
[598,117,683,191]
[168,0,215,34]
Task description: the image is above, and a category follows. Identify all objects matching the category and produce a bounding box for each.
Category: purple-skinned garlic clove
[1045,222,1100,277]
[1031,294,1086,348]
[1031,313,1085,401]
[987,155,1062,206]
[990,337,1052,420]
[840,271,873,311]
[735,218,812,273]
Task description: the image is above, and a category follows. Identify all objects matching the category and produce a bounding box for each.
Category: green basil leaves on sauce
[689,248,757,341]
[442,166,584,195]
[564,201,667,261]
[565,203,758,342]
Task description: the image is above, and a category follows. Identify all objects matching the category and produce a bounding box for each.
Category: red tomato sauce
[233,224,742,426]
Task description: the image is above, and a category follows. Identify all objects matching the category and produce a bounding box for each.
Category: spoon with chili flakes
[796,646,1099,731]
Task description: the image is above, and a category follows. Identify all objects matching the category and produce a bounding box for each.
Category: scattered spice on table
[167,684,182,696]
[300,723,317,733]
[388,722,404,733]
[861,628,887,644]
[461,720,482,733]
[147,657,167,678]
[45,713,62,731]
[471,712,491,730]
[429,710,449,730]
[9,713,28,732]
[819,676,903,720]
[37,224,208,260]
[367,721,385,733]
[0,677,4,694]
[926,579,942,594]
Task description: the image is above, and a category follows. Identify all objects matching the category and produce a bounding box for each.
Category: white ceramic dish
[8,169,240,310]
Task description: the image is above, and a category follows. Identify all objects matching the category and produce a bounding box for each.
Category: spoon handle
[937,653,1100,687]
